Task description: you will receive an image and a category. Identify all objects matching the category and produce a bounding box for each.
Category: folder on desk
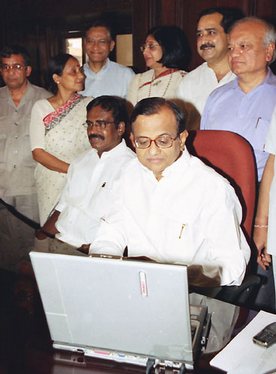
[30,252,210,371]
[210,310,276,374]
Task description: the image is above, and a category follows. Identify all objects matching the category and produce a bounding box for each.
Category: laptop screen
[30,252,199,368]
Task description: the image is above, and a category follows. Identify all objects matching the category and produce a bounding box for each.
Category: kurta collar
[139,148,191,181]
[84,58,110,76]
[99,139,129,160]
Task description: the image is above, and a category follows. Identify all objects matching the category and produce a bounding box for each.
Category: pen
[179,224,185,239]
[255,117,261,128]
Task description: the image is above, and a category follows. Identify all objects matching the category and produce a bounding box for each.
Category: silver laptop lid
[30,252,193,366]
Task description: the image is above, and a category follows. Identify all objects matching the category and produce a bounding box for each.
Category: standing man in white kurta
[177,7,243,115]
[90,97,250,287]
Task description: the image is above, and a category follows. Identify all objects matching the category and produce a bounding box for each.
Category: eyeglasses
[0,63,26,71]
[134,134,178,149]
[85,39,110,47]
[140,43,160,52]
[83,119,115,129]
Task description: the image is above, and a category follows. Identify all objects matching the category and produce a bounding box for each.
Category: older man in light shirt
[201,17,276,182]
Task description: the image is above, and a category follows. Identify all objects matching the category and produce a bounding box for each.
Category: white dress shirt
[177,62,235,114]
[55,140,135,247]
[91,148,250,286]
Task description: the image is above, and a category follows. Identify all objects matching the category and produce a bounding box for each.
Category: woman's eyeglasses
[140,43,160,52]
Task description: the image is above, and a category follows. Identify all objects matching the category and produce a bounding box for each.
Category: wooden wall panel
[131,0,256,71]
[254,0,276,21]
[132,0,151,72]
[131,0,276,71]
[1,0,276,82]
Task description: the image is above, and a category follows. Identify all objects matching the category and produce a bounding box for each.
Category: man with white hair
[201,17,276,182]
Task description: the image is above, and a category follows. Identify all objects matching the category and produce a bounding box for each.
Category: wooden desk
[0,270,256,374]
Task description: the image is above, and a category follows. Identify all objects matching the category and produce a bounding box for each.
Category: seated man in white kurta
[90,97,250,286]
[40,96,135,250]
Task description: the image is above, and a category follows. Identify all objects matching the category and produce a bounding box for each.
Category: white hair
[230,16,276,63]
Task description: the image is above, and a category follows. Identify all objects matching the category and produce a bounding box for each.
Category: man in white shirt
[81,20,134,98]
[90,97,250,287]
[41,96,135,252]
[177,7,243,115]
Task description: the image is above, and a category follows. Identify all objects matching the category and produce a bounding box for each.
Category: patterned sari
[34,94,91,225]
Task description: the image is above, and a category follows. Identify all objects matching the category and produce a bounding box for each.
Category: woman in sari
[127,25,190,106]
[30,53,91,225]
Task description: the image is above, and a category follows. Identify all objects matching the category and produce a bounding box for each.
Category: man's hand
[253,226,271,270]
[188,264,221,288]
[77,244,90,255]
[257,247,271,271]
[41,210,60,237]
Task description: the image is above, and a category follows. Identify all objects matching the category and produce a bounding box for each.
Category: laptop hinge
[146,358,187,373]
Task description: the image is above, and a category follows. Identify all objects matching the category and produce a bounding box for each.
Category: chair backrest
[186,130,257,242]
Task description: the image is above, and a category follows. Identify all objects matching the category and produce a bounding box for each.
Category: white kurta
[91,149,250,286]
[55,140,135,247]
[127,69,187,106]
[30,96,91,225]
[176,62,236,114]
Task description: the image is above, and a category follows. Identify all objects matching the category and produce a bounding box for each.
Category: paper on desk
[210,310,276,374]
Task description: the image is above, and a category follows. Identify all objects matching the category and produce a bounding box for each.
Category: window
[65,37,83,65]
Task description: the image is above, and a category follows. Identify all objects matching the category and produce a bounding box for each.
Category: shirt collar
[99,139,129,160]
[5,80,31,107]
[263,67,276,85]
[233,67,275,90]
[84,58,110,76]
[162,147,190,177]
[139,147,191,180]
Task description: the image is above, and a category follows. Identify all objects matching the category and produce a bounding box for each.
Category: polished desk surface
[0,269,256,374]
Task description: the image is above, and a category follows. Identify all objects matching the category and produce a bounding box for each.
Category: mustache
[88,134,105,141]
[200,43,215,50]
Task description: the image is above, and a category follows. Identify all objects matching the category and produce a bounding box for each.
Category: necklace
[148,69,173,98]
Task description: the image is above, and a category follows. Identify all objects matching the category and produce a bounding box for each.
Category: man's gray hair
[230,16,276,63]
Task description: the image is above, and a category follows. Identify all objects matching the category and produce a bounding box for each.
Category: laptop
[30,252,210,372]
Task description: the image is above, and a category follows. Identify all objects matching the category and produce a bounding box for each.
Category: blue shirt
[81,58,134,98]
[201,69,276,181]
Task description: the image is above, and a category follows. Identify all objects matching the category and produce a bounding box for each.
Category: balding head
[228,17,275,88]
